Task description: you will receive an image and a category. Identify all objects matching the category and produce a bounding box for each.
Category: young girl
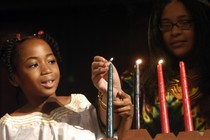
[92,0,210,138]
[0,30,133,140]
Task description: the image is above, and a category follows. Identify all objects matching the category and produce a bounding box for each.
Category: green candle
[106,61,114,138]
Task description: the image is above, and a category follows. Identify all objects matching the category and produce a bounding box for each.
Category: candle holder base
[154,133,176,140]
[202,129,210,140]
[176,131,202,140]
[118,129,210,140]
[121,129,153,140]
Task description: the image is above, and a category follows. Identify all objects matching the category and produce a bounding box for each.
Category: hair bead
[16,33,21,40]
[38,30,44,36]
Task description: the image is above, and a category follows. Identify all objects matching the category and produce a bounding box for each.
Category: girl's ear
[8,74,19,87]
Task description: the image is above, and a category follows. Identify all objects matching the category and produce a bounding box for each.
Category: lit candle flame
[136,59,142,65]
[109,57,114,62]
[158,59,164,64]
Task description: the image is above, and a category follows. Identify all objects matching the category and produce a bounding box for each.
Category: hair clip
[38,30,44,36]
[16,33,21,40]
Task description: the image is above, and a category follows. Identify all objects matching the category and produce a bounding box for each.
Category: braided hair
[0,30,62,79]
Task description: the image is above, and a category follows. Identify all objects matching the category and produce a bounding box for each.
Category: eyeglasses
[159,19,193,32]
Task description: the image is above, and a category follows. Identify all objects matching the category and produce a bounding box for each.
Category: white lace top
[0,94,105,140]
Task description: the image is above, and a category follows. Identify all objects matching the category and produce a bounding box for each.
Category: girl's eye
[48,59,56,64]
[29,63,38,68]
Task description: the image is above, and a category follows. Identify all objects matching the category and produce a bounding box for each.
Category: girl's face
[160,0,194,58]
[12,38,60,100]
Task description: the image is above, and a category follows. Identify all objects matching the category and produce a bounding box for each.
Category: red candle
[179,61,194,131]
[157,60,170,133]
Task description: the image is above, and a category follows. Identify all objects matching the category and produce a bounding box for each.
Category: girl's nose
[41,64,52,75]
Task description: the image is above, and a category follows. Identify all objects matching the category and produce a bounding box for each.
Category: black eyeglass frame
[159,19,193,32]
